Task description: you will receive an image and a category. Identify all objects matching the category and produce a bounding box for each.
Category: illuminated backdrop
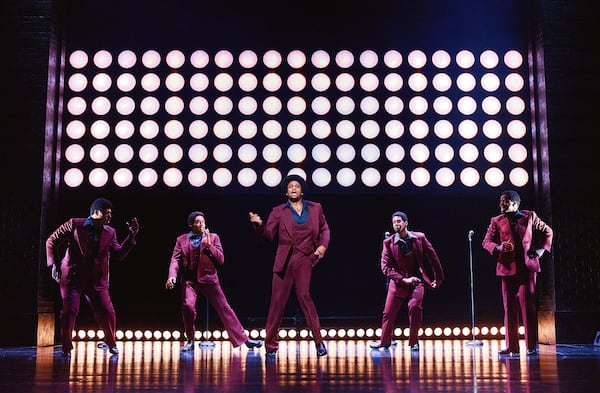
[61,47,531,193]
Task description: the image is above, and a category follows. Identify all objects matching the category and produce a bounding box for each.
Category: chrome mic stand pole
[466,230,483,347]
[199,230,215,349]
[199,297,215,348]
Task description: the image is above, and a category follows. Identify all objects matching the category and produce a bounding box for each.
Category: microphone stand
[199,297,216,348]
[199,230,215,349]
[465,230,483,347]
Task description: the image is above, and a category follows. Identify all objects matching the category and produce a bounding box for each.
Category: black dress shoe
[245,339,263,349]
[182,341,195,352]
[109,346,119,355]
[370,342,391,349]
[97,342,109,349]
[266,349,277,357]
[410,343,420,351]
[498,348,520,356]
[526,349,538,356]
[316,342,327,357]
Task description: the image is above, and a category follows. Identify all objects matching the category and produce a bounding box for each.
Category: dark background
[2,0,598,345]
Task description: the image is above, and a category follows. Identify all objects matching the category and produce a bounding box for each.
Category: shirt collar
[188,231,202,239]
[394,231,416,243]
[285,200,311,209]
[505,210,525,218]
[84,217,105,231]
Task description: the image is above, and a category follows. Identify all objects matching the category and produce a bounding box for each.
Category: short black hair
[281,174,307,194]
[391,211,408,221]
[187,211,205,226]
[90,198,113,216]
[501,190,521,205]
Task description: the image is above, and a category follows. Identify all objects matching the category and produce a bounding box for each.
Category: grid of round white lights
[62,48,530,190]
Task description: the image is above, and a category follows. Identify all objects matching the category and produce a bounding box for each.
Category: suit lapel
[281,205,293,236]
[412,235,422,255]
[182,237,192,258]
[74,225,88,256]
[391,238,401,262]
[499,215,511,234]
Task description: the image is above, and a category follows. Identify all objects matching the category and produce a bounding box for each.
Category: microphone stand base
[199,341,216,348]
[465,340,484,347]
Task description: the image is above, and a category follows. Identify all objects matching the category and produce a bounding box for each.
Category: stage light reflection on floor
[1,339,594,393]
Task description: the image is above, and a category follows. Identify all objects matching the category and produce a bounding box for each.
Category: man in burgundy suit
[165,211,263,352]
[46,198,139,356]
[482,190,553,356]
[370,211,444,351]
[249,174,330,357]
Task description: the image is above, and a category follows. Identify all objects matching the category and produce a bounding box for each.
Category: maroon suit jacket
[254,200,330,273]
[168,232,224,284]
[482,209,553,276]
[46,217,136,289]
[381,231,444,297]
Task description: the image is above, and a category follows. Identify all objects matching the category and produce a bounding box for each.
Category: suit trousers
[181,280,248,347]
[501,271,537,351]
[264,250,323,352]
[379,284,424,347]
[59,284,117,351]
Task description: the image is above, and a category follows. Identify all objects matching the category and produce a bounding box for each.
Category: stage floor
[1,339,599,392]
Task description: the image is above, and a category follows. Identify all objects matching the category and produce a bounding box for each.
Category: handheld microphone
[384,231,391,239]
[468,230,474,240]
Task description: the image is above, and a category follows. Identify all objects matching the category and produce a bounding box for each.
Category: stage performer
[482,189,553,356]
[249,174,330,358]
[166,211,263,351]
[370,211,444,352]
[46,197,139,356]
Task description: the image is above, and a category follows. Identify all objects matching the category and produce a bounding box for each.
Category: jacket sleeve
[168,237,183,278]
[531,211,553,252]
[46,219,74,267]
[254,206,280,243]
[202,233,225,266]
[422,234,444,282]
[482,216,500,255]
[109,227,137,261]
[316,203,330,248]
